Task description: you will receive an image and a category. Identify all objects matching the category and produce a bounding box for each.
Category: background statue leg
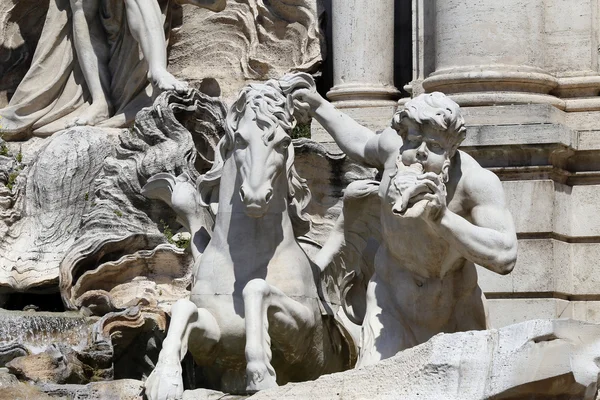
[124,0,189,93]
[145,299,221,400]
[68,0,112,127]
[242,279,316,393]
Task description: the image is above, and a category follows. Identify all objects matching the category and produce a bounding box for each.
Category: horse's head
[198,73,313,233]
[232,105,292,217]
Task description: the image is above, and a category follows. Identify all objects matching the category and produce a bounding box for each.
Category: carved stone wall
[168,0,325,101]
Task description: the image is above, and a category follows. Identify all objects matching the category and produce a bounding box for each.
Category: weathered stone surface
[249,319,600,400]
[39,378,144,399]
[0,90,226,315]
[0,369,53,399]
[169,1,325,102]
[183,388,246,400]
[7,344,87,384]
[486,299,573,328]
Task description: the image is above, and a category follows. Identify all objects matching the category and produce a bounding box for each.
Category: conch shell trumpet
[389,160,432,216]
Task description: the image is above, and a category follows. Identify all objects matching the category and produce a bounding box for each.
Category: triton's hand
[292,88,325,116]
[417,172,447,223]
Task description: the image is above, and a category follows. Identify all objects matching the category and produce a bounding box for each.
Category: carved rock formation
[0,90,226,316]
[6,343,89,384]
[170,0,325,101]
[247,319,600,400]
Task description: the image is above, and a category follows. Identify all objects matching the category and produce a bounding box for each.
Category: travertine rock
[0,90,226,315]
[7,344,87,384]
[249,319,600,400]
[169,0,325,101]
[39,378,145,399]
[183,388,245,400]
[0,369,53,399]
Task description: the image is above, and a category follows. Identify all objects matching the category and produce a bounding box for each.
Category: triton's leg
[242,279,315,393]
[124,0,189,93]
[68,0,112,127]
[145,299,220,400]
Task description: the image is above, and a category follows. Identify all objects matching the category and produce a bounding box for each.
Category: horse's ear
[279,73,316,125]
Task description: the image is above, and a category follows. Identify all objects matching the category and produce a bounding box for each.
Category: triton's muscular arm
[426,165,518,275]
[293,90,389,169]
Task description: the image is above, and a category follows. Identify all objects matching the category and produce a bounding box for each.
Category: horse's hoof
[145,358,184,400]
[245,361,278,393]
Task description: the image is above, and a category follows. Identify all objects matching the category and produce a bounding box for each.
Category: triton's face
[399,127,449,174]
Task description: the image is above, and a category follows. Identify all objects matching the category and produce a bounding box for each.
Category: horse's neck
[213,158,296,249]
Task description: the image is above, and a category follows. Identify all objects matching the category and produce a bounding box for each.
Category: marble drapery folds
[0,0,173,140]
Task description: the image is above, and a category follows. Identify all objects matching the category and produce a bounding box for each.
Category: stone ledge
[247,319,600,400]
[486,299,600,329]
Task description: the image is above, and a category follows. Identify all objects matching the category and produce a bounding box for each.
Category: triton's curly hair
[392,92,466,156]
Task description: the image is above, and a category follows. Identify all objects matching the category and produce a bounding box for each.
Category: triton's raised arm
[293,90,388,169]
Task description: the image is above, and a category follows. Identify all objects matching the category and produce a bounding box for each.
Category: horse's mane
[197,72,315,236]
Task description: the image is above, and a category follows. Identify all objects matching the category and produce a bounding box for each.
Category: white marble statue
[0,0,225,139]
[143,73,353,399]
[294,89,518,367]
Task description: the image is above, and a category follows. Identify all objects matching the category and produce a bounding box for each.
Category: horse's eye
[279,138,291,150]
[235,135,247,148]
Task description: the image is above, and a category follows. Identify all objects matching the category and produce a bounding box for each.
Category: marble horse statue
[143,73,354,399]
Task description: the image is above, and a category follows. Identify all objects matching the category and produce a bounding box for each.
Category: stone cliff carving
[144,73,354,399]
[249,319,600,400]
[169,0,325,100]
[0,0,225,140]
[0,0,325,139]
[0,89,225,313]
[294,89,518,367]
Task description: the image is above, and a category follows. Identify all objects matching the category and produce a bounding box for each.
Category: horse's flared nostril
[240,186,246,202]
[391,204,405,216]
[265,188,273,204]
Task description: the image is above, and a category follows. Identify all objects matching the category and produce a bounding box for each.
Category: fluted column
[326,0,400,108]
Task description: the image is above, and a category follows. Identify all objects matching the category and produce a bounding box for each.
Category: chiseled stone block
[486,298,572,328]
[478,239,600,297]
[571,301,600,324]
[502,180,600,239]
[502,180,555,234]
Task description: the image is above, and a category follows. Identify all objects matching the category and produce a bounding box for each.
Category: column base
[326,83,400,108]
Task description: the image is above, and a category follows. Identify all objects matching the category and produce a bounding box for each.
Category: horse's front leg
[145,299,221,400]
[243,278,316,393]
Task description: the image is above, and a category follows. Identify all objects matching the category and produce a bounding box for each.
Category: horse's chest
[196,241,317,298]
